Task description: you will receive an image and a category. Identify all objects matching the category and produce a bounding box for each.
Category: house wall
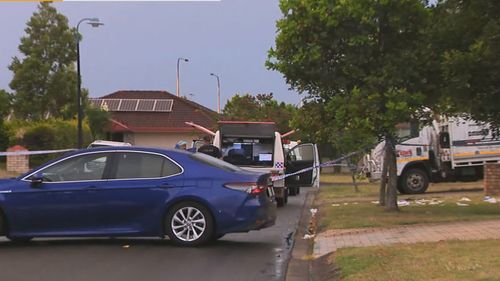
[126,132,203,149]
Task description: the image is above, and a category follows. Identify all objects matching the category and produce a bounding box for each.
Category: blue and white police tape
[270,150,364,182]
[0,149,75,157]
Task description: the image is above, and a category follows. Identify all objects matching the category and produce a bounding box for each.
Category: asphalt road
[0,186,312,281]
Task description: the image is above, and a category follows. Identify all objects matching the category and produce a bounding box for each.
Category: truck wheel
[396,182,406,194]
[277,190,288,207]
[276,197,285,207]
[400,168,429,194]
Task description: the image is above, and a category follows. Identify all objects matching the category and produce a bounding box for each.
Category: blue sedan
[0,147,276,246]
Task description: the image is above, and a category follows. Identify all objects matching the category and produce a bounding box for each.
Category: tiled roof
[98,90,218,133]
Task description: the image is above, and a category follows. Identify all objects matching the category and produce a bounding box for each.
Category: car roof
[17,146,190,179]
[81,146,188,156]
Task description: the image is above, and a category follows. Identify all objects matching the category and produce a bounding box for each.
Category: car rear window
[190,153,242,172]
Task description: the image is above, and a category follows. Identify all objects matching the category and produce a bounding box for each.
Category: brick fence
[484,163,500,196]
[6,145,29,174]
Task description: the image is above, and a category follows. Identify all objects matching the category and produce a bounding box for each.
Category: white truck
[363,117,500,194]
[186,121,320,207]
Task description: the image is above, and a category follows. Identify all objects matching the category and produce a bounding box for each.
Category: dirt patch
[317,227,385,238]
[311,254,340,281]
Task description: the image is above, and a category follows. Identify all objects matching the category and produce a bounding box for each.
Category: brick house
[90,90,218,148]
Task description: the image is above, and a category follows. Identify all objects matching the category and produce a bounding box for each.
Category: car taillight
[224,182,265,195]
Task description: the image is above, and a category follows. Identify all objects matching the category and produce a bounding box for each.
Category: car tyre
[399,168,429,194]
[7,236,33,243]
[277,187,289,207]
[288,186,298,196]
[0,214,5,236]
[165,201,214,247]
[212,234,225,241]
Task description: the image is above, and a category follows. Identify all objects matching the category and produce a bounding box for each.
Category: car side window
[114,152,181,179]
[34,153,110,182]
[162,157,183,177]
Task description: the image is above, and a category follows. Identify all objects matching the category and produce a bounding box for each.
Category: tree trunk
[348,159,359,193]
[384,135,399,212]
[378,141,389,206]
[351,171,359,193]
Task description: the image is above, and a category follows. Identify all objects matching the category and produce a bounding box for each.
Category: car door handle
[156,183,175,189]
[85,185,99,189]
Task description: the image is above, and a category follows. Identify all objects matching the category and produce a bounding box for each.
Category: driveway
[0,186,314,281]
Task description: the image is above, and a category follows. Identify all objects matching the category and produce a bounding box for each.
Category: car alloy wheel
[172,207,206,242]
[166,201,213,246]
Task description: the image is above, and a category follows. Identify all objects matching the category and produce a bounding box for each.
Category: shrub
[23,124,58,167]
[19,119,92,167]
[0,120,9,164]
[86,107,110,140]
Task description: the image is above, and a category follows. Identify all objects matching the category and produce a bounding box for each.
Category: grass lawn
[331,239,500,281]
[317,173,499,231]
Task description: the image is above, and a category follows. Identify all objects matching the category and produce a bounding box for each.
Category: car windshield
[190,152,242,172]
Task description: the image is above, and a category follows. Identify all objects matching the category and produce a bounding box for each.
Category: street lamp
[76,17,103,149]
[176,57,189,97]
[210,73,221,114]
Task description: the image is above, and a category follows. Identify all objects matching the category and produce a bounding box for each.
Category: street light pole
[176,57,189,97]
[76,17,103,149]
[210,73,221,114]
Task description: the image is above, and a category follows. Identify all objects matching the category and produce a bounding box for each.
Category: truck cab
[363,116,500,194]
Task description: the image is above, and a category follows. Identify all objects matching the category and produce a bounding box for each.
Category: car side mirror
[30,173,44,185]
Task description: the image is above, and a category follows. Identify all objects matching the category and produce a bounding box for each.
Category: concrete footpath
[313,219,500,258]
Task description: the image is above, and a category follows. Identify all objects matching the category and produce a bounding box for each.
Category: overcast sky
[0,0,302,112]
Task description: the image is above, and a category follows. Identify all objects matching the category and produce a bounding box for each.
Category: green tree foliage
[86,106,111,140]
[0,90,12,118]
[429,0,500,127]
[9,2,77,120]
[0,90,12,153]
[222,93,297,133]
[20,119,91,167]
[0,120,9,153]
[268,0,431,211]
[291,100,375,158]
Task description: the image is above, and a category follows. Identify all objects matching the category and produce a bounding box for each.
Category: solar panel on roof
[119,99,138,111]
[89,99,103,108]
[154,100,173,112]
[104,99,121,111]
[137,99,156,111]
[89,98,174,112]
